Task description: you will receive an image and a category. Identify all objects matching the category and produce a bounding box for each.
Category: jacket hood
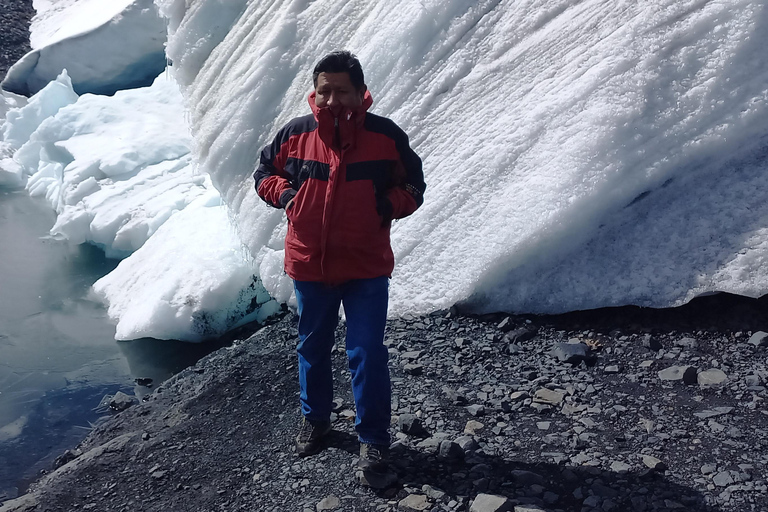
[308,90,373,151]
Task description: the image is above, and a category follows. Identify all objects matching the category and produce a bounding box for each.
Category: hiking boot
[295,417,331,457]
[357,443,389,473]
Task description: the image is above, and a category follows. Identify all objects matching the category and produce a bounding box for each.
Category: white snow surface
[158,0,768,315]
[1,71,274,341]
[2,0,166,96]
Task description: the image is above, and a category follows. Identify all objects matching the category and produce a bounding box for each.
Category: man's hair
[312,51,365,90]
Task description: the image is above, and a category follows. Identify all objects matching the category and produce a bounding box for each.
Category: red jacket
[255,91,425,283]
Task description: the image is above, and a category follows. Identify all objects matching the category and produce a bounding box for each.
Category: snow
[2,0,166,96]
[3,0,768,340]
[159,0,768,316]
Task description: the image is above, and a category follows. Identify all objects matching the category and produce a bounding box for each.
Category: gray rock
[713,471,734,487]
[697,368,728,387]
[316,495,340,511]
[497,317,514,332]
[533,388,566,406]
[439,440,464,459]
[642,334,663,351]
[604,365,621,374]
[506,327,537,344]
[467,404,485,417]
[109,391,137,412]
[443,386,468,405]
[469,493,514,512]
[404,363,424,375]
[610,461,631,472]
[551,342,595,365]
[511,470,544,486]
[514,506,546,512]
[748,331,768,347]
[701,464,717,475]
[399,494,431,512]
[693,407,733,419]
[422,484,446,501]
[455,435,480,452]
[674,337,698,349]
[398,414,426,436]
[464,420,485,435]
[356,469,397,489]
[641,455,667,471]
[657,365,698,385]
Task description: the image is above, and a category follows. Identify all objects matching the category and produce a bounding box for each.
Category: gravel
[1,299,767,512]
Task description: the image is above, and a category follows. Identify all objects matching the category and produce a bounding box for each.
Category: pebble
[467,404,485,417]
[398,414,426,436]
[533,388,565,405]
[551,342,594,365]
[748,331,768,347]
[641,455,667,471]
[109,391,137,412]
[464,420,485,434]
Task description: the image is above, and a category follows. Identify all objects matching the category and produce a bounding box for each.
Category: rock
[510,391,529,401]
[109,391,137,412]
[642,334,663,351]
[404,363,423,375]
[416,437,443,454]
[467,404,485,417]
[610,461,631,472]
[657,365,698,385]
[497,317,514,332]
[533,388,566,406]
[150,470,167,480]
[748,331,768,347]
[469,493,514,512]
[712,471,734,487]
[551,342,595,365]
[398,414,426,436]
[674,337,698,349]
[514,507,545,512]
[455,435,480,452]
[506,327,537,344]
[422,484,446,501]
[693,407,733,419]
[439,440,464,459]
[399,494,430,511]
[511,470,544,486]
[316,495,340,511]
[356,469,397,489]
[443,386,468,405]
[464,420,485,435]
[641,455,667,471]
[604,365,621,374]
[697,368,728,387]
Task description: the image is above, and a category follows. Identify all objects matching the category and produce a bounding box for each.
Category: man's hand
[280,189,298,210]
[285,198,294,210]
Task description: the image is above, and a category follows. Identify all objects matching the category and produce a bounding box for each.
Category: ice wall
[158,0,768,315]
[2,0,166,96]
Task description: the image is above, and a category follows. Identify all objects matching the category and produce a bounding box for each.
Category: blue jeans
[294,277,390,446]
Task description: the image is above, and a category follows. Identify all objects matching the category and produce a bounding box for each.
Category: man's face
[314,72,366,116]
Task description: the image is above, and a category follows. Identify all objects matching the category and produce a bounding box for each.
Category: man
[254,51,425,472]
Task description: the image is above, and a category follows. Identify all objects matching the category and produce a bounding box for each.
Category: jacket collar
[308,90,373,151]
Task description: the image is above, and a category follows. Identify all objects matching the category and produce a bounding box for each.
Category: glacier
[1,0,768,341]
[2,0,167,96]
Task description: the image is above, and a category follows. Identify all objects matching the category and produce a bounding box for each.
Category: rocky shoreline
[2,297,767,512]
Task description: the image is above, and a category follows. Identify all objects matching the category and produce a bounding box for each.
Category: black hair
[312,51,365,90]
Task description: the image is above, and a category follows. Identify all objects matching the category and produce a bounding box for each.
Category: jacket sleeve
[387,127,425,220]
[254,127,295,209]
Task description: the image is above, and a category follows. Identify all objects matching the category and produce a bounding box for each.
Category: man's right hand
[280,188,298,210]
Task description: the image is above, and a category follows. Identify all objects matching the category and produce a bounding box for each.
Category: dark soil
[0,0,34,84]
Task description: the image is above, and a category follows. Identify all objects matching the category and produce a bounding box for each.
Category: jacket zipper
[320,116,343,277]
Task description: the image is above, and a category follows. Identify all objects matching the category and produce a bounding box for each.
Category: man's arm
[385,126,425,220]
[254,128,296,209]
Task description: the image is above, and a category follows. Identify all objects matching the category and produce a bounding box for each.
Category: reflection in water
[0,189,229,501]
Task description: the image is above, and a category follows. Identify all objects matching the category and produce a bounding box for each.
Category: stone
[693,407,733,419]
[455,435,480,452]
[697,369,728,387]
[109,391,137,412]
[439,440,464,459]
[514,507,546,512]
[604,365,621,374]
[399,494,431,511]
[467,404,485,417]
[657,365,697,385]
[443,386,468,405]
[511,470,544,486]
[674,337,698,348]
[748,331,768,347]
[356,469,398,489]
[712,471,734,487]
[497,317,514,332]
[510,391,529,401]
[316,496,340,511]
[642,334,663,351]
[469,493,514,512]
[464,420,485,435]
[506,327,537,344]
[398,414,426,436]
[551,342,595,365]
[610,461,631,472]
[641,455,667,471]
[404,364,423,375]
[533,388,566,406]
[422,485,446,501]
